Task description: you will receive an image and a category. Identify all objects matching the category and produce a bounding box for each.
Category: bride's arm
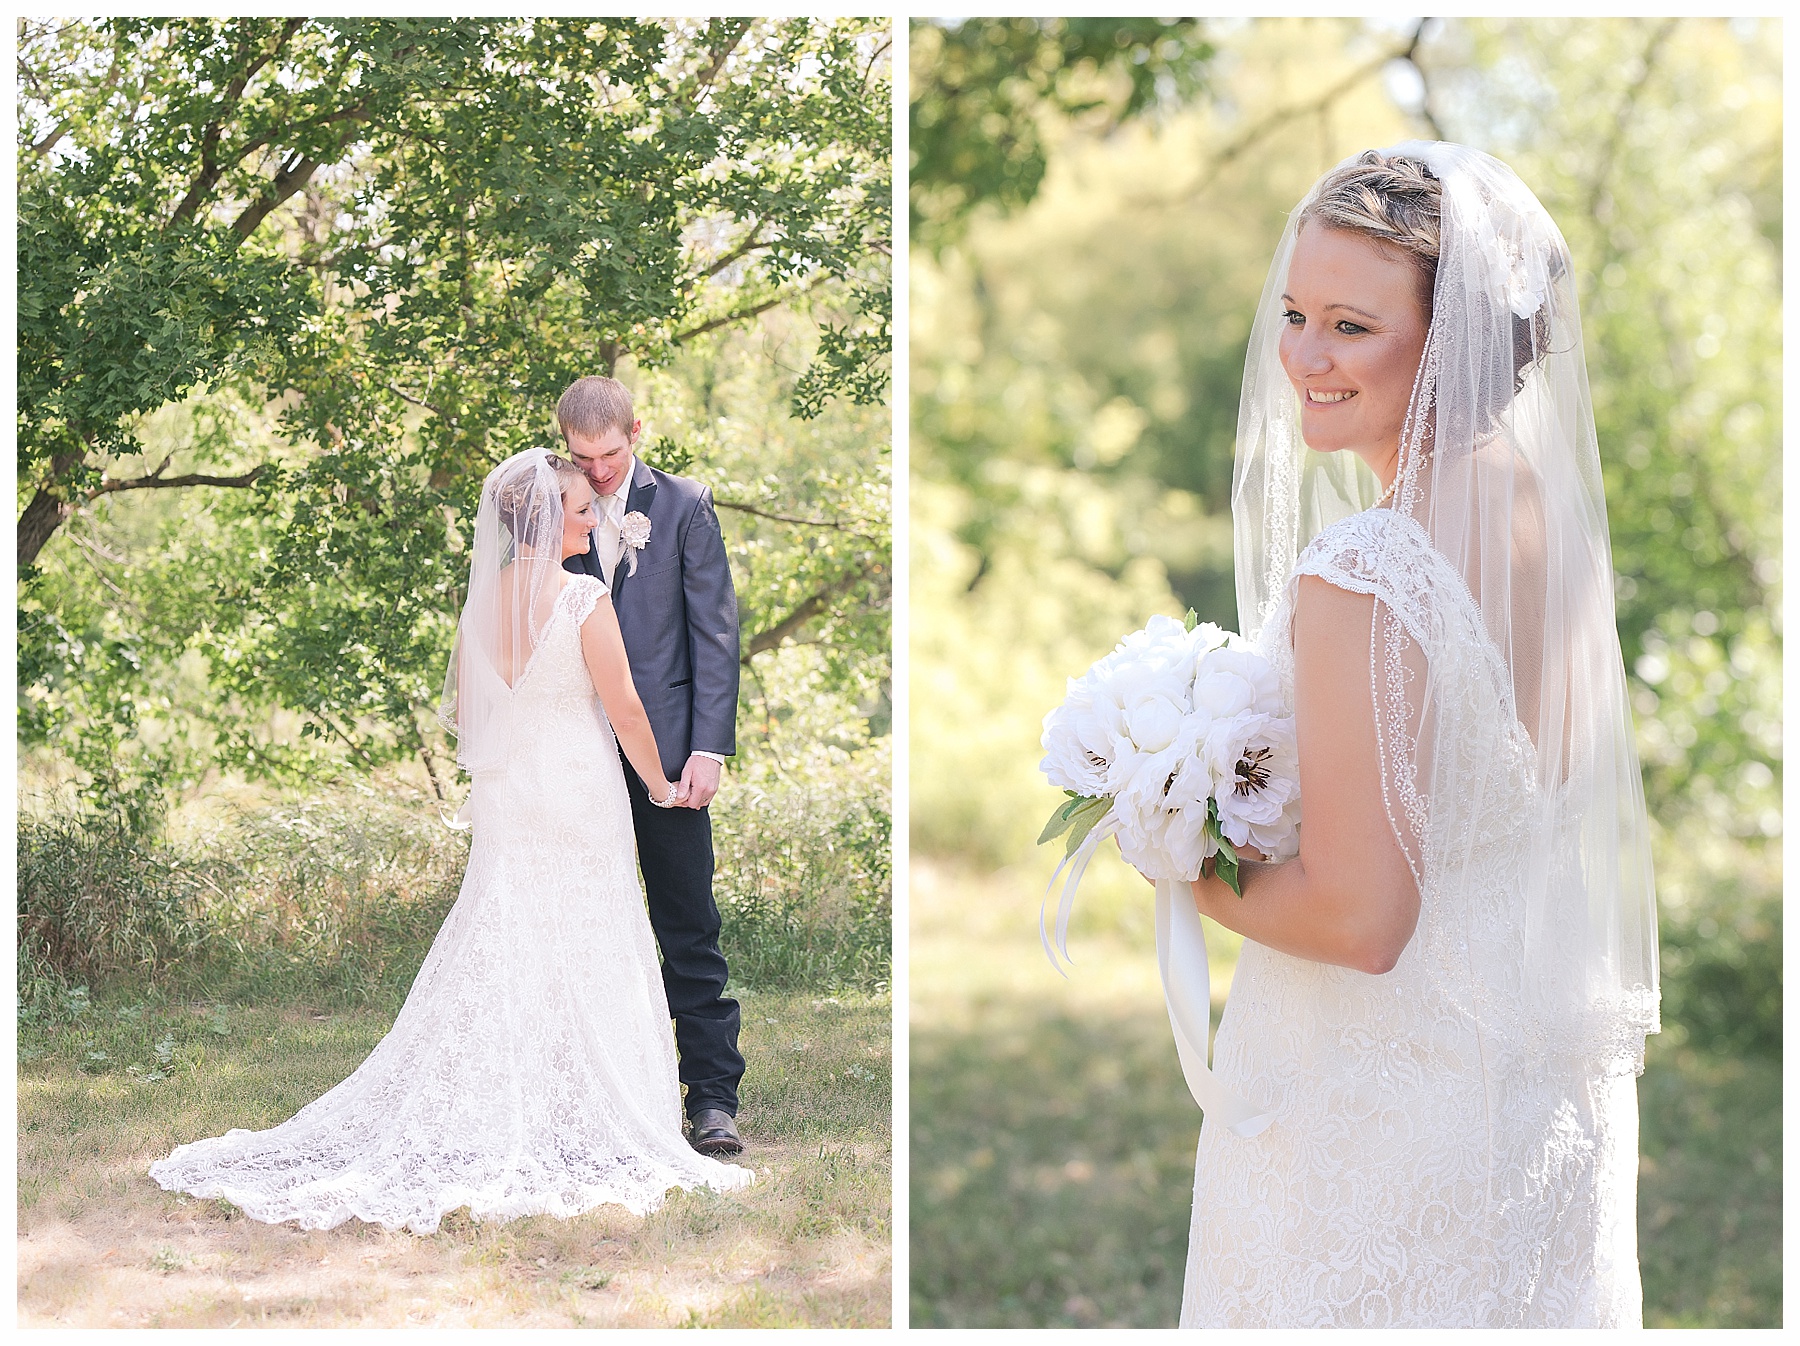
[578,593,683,804]
[1188,575,1420,975]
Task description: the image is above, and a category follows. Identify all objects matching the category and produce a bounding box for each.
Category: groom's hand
[680,754,722,809]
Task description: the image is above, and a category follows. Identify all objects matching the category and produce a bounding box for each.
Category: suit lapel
[609,457,657,603]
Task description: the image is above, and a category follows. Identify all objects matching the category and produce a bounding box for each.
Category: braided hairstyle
[494,451,588,542]
[1299,150,1443,310]
[1299,150,1553,388]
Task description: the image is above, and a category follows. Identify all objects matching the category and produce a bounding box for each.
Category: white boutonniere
[619,510,652,576]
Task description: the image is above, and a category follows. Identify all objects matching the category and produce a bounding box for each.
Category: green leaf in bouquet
[1038,793,1111,855]
[1183,607,1199,632]
[1210,837,1243,897]
[1201,798,1246,897]
[1037,793,1088,845]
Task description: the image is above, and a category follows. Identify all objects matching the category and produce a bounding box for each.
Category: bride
[1165,144,1660,1326]
[149,449,754,1231]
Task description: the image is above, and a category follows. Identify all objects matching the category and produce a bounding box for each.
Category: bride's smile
[1278,223,1431,489]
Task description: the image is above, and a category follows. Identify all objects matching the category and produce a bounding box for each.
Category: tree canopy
[909,18,1215,252]
[19,17,891,815]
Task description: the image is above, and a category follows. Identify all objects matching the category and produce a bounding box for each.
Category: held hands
[650,777,690,808]
[679,754,723,809]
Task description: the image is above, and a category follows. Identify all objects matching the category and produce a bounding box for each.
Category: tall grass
[18,780,891,1017]
[712,784,891,993]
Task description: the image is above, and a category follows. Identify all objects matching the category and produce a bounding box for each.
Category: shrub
[1658,884,1782,1059]
[18,811,205,987]
[713,784,892,992]
[17,773,892,1008]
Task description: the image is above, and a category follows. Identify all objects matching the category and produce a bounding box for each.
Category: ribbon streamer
[1039,811,1122,975]
[1039,814,1275,1137]
[1155,876,1275,1137]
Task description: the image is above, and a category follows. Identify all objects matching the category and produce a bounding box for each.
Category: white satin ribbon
[1040,811,1276,1137]
[1040,812,1121,974]
[1155,876,1275,1136]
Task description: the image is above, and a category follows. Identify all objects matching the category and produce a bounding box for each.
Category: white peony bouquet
[1037,612,1302,961]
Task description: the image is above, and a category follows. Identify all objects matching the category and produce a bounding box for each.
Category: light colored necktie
[597,493,625,581]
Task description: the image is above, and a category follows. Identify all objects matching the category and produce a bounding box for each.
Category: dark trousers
[621,756,744,1117]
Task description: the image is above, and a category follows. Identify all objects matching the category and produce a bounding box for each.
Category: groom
[556,374,746,1158]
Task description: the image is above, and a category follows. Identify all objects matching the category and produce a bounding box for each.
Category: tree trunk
[17,453,84,568]
[16,488,73,570]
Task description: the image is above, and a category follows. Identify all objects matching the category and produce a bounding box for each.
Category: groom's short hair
[556,376,635,442]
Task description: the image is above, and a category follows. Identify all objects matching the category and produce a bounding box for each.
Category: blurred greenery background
[909,16,1779,1329]
[19,19,891,1044]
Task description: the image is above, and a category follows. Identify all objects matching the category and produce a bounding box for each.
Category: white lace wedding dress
[150,575,754,1232]
[1180,509,1643,1327]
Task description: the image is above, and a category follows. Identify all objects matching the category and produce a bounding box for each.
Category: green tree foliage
[909,18,1216,251]
[19,17,891,807]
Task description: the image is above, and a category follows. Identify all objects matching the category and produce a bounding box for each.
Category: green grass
[19,988,891,1328]
[909,860,1781,1329]
[1637,1035,1782,1327]
[912,1004,1198,1326]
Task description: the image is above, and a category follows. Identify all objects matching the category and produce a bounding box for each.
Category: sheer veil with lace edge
[438,449,576,777]
[1232,141,1658,1074]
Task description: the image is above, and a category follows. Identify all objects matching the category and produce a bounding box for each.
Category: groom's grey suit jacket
[564,458,739,778]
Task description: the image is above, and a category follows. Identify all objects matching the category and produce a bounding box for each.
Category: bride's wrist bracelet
[652,781,679,808]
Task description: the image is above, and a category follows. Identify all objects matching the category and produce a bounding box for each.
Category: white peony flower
[1040,683,1116,798]
[1039,611,1301,911]
[1202,711,1303,860]
[1121,691,1187,755]
[1190,645,1284,721]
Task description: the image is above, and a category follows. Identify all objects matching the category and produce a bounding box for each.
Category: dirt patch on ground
[19,993,891,1327]
[22,1143,888,1328]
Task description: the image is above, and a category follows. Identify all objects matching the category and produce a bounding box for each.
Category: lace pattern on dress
[149,568,751,1232]
[1180,508,1644,1327]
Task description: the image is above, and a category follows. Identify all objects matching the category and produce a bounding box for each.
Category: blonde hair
[495,452,588,536]
[545,451,588,494]
[556,375,635,442]
[1300,149,1553,386]
[1298,150,1442,308]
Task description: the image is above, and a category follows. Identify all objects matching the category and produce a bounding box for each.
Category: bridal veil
[439,449,578,776]
[1232,141,1659,1073]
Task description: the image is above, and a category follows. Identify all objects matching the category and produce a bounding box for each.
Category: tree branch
[742,562,874,662]
[17,449,89,569]
[231,150,325,241]
[1395,20,1447,141]
[1139,19,1432,207]
[386,382,458,424]
[25,40,120,157]
[31,121,70,156]
[714,498,874,534]
[1586,19,1679,227]
[99,464,270,494]
[671,272,837,345]
[673,295,786,343]
[691,20,752,98]
[167,19,304,229]
[702,224,769,279]
[309,709,381,771]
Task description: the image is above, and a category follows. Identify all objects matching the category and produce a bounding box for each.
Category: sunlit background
[909,17,1779,1328]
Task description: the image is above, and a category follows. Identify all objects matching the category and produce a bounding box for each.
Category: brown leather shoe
[688,1108,743,1157]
